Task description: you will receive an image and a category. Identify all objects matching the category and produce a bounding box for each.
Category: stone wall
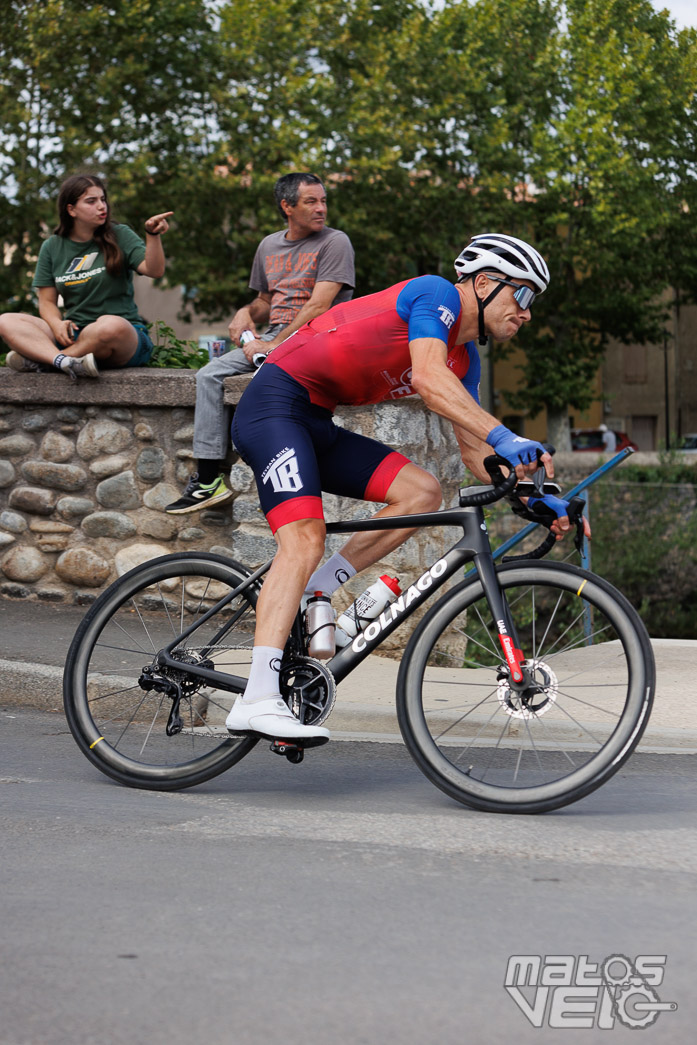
[0,368,465,618]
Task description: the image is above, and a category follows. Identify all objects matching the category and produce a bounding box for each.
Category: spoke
[546,698,614,747]
[468,717,514,781]
[138,694,168,755]
[521,714,548,771]
[536,587,566,655]
[553,686,626,717]
[87,680,147,705]
[521,710,579,767]
[435,691,501,745]
[428,686,501,733]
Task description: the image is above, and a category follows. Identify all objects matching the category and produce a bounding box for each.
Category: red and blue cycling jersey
[267,275,481,410]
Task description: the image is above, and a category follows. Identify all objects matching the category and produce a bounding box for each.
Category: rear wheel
[397,561,654,813]
[64,553,260,790]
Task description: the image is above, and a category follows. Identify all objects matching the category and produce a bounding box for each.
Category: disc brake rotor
[497,658,558,720]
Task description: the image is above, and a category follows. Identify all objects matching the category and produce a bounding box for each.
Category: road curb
[3,657,697,753]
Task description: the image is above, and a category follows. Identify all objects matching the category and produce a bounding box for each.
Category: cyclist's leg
[318,425,442,572]
[342,462,442,572]
[255,517,327,650]
[226,366,330,740]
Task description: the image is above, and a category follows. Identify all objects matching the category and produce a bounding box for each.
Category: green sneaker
[164,473,233,514]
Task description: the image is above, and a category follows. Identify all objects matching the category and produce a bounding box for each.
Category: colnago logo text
[350,558,448,652]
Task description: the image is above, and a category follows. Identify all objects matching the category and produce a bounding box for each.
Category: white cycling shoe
[225,696,330,746]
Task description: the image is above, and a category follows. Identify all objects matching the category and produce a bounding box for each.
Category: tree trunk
[546,408,572,452]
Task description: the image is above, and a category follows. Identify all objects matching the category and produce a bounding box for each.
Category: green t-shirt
[32,224,147,326]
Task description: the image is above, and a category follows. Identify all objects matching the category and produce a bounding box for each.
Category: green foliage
[482,461,697,638]
[1,0,696,419]
[146,321,209,369]
[590,470,697,639]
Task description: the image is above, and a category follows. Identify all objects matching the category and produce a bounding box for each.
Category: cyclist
[225,233,581,744]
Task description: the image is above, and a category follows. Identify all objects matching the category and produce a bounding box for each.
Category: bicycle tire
[396,560,654,814]
[63,552,260,790]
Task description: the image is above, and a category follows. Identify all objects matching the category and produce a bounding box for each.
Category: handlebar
[457,455,518,507]
[458,450,586,562]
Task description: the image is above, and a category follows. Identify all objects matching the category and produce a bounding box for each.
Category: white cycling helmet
[454,233,550,344]
[454,233,550,294]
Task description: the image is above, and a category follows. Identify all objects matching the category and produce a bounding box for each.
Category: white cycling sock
[306,552,356,598]
[242,646,284,702]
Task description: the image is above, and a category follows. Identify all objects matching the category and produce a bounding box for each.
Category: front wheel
[397,561,655,814]
[63,553,260,790]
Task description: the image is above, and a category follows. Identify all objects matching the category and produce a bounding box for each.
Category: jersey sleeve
[395,275,461,343]
[32,238,57,288]
[461,341,481,404]
[248,238,270,294]
[116,224,146,271]
[315,231,355,289]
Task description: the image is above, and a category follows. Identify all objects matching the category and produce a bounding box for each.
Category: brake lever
[531,465,546,497]
[566,496,586,555]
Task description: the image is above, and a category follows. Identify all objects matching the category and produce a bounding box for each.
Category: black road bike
[63,458,655,813]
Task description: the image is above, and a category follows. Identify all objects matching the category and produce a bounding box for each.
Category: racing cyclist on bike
[226,233,587,744]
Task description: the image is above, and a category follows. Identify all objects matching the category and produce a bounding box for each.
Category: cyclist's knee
[388,466,442,513]
[275,517,326,572]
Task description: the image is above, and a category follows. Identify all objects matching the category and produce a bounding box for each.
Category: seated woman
[0,172,172,379]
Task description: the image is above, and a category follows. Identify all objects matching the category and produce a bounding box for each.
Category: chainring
[279,655,337,726]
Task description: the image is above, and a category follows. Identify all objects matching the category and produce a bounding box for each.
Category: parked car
[676,433,697,452]
[571,428,639,452]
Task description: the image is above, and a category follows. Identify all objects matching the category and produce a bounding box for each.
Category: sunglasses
[487,275,536,311]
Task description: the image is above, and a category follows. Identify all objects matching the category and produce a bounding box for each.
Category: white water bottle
[336,575,401,641]
[305,592,336,659]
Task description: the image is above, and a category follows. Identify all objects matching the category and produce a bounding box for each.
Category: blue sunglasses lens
[513,285,535,310]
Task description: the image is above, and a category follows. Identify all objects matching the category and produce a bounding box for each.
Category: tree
[1,0,696,438]
[490,0,697,446]
[0,0,221,311]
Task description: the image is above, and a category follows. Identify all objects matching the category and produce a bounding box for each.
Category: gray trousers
[192,325,284,460]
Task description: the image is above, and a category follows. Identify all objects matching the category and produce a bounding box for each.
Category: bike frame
[155,495,525,694]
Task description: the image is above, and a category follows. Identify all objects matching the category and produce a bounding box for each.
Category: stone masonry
[0,369,467,625]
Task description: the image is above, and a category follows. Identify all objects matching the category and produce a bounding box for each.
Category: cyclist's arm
[409,337,554,480]
[451,424,494,483]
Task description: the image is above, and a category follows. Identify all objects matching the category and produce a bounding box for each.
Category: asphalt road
[1,708,695,1045]
[0,599,90,668]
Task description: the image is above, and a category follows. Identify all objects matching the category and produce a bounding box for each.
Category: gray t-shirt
[249,226,355,328]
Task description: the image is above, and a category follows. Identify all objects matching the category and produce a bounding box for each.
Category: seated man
[225,232,584,744]
[165,172,355,513]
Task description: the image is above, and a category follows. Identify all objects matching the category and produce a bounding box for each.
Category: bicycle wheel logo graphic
[602,954,678,1029]
[504,953,677,1030]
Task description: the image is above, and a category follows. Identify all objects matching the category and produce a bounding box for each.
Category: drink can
[199,336,229,360]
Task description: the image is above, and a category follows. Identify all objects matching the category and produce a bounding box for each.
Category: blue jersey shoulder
[395,275,461,342]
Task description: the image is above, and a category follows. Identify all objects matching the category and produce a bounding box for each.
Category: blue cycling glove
[486,424,546,467]
[527,494,570,520]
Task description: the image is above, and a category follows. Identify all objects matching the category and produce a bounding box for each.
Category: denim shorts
[67,322,154,368]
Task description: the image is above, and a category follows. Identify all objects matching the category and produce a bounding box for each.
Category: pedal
[269,738,304,763]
